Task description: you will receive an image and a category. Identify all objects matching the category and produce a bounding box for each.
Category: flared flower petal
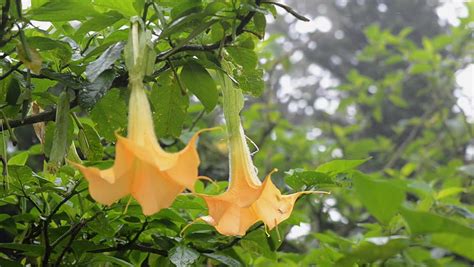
[72,128,209,215]
[252,173,320,230]
[198,170,321,236]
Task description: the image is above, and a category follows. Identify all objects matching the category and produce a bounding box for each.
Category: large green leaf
[431,233,474,261]
[226,47,258,70]
[236,68,264,96]
[90,88,127,141]
[28,0,100,21]
[180,62,218,112]
[151,71,189,137]
[85,42,124,82]
[0,258,22,267]
[93,0,140,17]
[0,243,44,257]
[7,151,29,166]
[27,36,72,62]
[400,208,474,237]
[337,238,409,266]
[169,245,200,267]
[49,91,72,165]
[79,70,116,109]
[353,172,405,224]
[317,158,369,174]
[400,208,474,260]
[203,253,241,267]
[284,170,341,190]
[241,229,276,260]
[89,255,134,267]
[75,11,124,37]
[78,123,104,161]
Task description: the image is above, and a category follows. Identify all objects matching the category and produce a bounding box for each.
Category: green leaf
[410,63,432,74]
[129,250,148,266]
[285,170,338,190]
[159,19,217,60]
[364,24,381,42]
[316,158,369,174]
[409,50,432,62]
[5,76,21,105]
[44,120,73,163]
[78,123,104,161]
[7,151,29,166]
[27,36,72,62]
[28,0,100,21]
[151,71,189,137]
[90,88,127,141]
[159,13,207,40]
[0,243,44,257]
[75,11,124,37]
[86,213,116,237]
[93,0,139,17]
[79,69,116,109]
[400,208,474,237]
[336,238,409,266]
[226,47,258,70]
[431,233,474,261]
[353,172,405,224]
[0,258,23,267]
[234,67,264,96]
[49,91,72,165]
[169,245,200,267]
[435,187,465,200]
[400,208,474,260]
[85,42,124,82]
[180,62,218,112]
[241,229,276,260]
[388,94,408,108]
[203,253,242,267]
[89,254,134,267]
[171,0,203,19]
[253,12,267,38]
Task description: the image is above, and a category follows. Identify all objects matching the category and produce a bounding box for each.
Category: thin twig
[53,221,83,267]
[0,100,78,132]
[188,109,206,132]
[41,220,51,266]
[49,187,85,220]
[383,107,436,170]
[0,62,22,81]
[87,220,150,255]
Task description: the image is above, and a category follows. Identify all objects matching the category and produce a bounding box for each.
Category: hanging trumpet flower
[198,66,328,236]
[71,18,209,215]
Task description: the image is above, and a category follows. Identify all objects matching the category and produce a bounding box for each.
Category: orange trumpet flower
[71,20,209,215]
[198,71,327,236]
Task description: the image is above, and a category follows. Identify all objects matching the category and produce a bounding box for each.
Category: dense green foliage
[0,0,473,266]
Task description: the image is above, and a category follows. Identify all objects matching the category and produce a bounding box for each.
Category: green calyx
[124,17,156,86]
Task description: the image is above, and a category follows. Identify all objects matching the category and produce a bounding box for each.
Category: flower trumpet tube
[71,19,210,215]
[198,68,328,236]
